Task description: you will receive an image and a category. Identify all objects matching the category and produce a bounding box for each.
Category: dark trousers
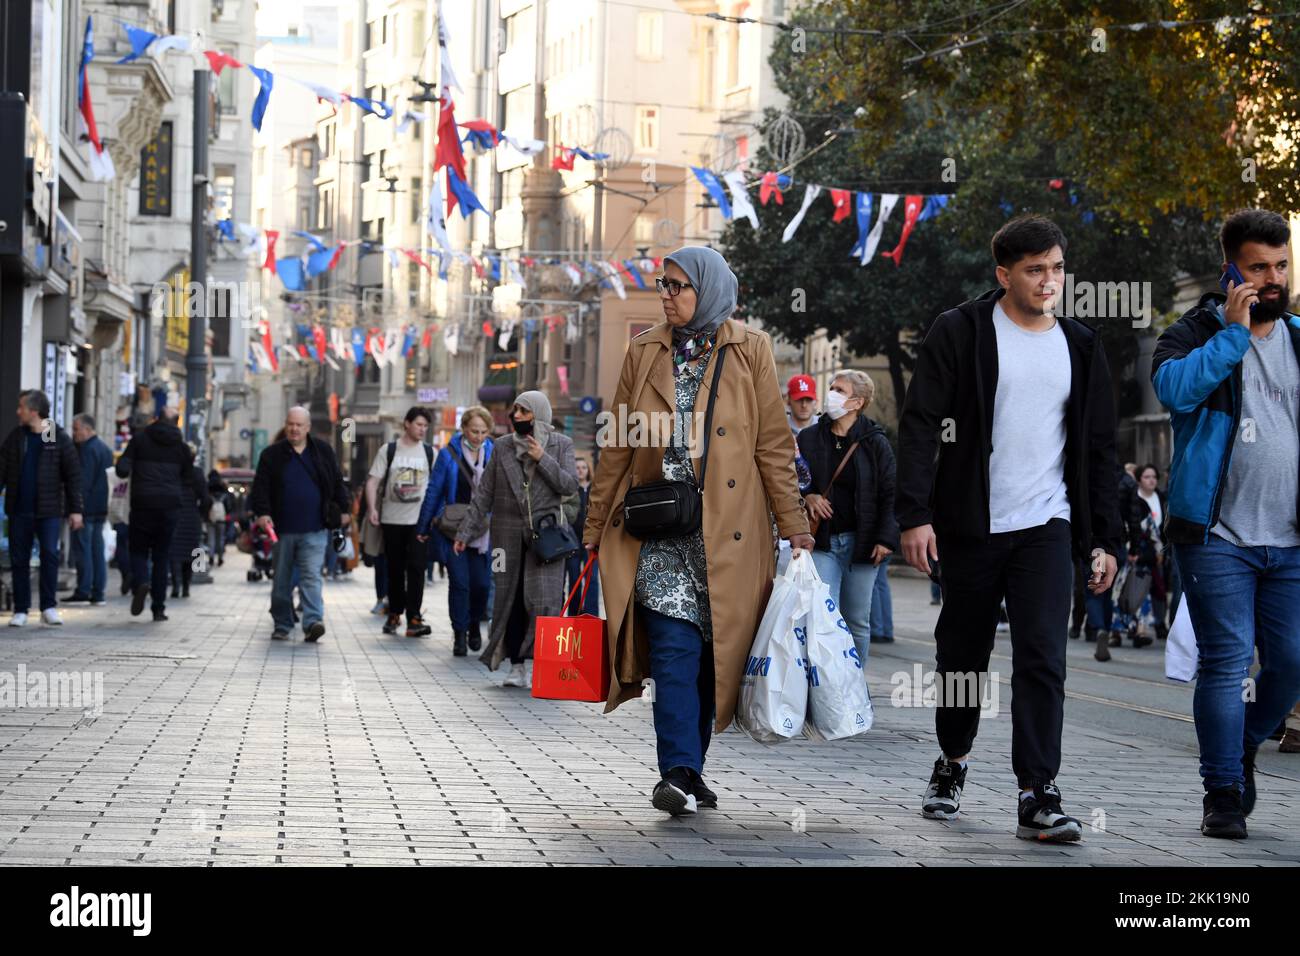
[170,561,192,594]
[503,572,531,664]
[447,545,491,632]
[934,517,1073,789]
[8,515,61,613]
[642,604,715,776]
[564,551,601,616]
[381,523,426,620]
[128,509,177,614]
[113,523,131,588]
[371,553,388,602]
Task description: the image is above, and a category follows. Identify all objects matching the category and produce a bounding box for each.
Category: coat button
[717,426,726,436]
[612,518,620,527]
[733,531,742,540]
[727,479,735,488]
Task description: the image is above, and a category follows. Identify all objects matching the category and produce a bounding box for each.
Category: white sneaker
[523,661,533,687]
[8,613,28,627]
[42,608,63,626]
[502,663,526,687]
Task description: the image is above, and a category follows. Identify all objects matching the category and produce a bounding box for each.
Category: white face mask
[825,389,855,420]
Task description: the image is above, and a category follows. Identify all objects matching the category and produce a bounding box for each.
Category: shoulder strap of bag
[453,445,475,486]
[820,439,862,497]
[696,345,728,490]
[379,440,397,500]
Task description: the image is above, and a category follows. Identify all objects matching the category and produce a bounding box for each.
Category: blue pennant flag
[461,128,497,152]
[572,146,610,162]
[849,192,873,261]
[916,194,950,223]
[487,255,501,281]
[349,96,392,119]
[291,231,327,253]
[116,25,158,64]
[436,251,449,280]
[446,168,489,219]
[248,65,274,132]
[305,245,337,278]
[276,256,306,291]
[690,167,731,219]
[351,329,366,366]
[217,219,237,242]
[621,260,648,290]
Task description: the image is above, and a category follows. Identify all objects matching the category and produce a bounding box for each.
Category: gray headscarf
[663,245,738,340]
[512,389,554,471]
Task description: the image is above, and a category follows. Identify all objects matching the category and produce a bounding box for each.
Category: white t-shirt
[368,440,431,526]
[1138,488,1162,529]
[988,302,1073,533]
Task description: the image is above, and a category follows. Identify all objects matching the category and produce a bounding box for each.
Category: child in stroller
[244,522,277,581]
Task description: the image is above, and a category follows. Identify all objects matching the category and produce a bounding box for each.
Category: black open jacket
[0,424,83,518]
[250,436,350,529]
[895,287,1124,562]
[797,414,900,561]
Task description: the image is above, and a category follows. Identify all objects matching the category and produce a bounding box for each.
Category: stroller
[238,523,277,581]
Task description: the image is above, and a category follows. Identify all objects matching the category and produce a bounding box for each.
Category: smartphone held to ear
[1220,262,1256,315]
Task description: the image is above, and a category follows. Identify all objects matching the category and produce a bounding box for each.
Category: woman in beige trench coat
[583,245,813,816]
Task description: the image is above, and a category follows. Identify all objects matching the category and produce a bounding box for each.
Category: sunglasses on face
[655,277,694,297]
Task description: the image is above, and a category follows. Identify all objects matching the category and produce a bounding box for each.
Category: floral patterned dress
[634,355,714,640]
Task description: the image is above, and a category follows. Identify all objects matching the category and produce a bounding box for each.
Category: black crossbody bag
[622,345,727,540]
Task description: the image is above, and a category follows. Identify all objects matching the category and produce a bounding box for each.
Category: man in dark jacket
[69,413,114,606]
[896,215,1122,843]
[115,407,203,620]
[1151,209,1300,840]
[0,390,84,627]
[250,406,350,642]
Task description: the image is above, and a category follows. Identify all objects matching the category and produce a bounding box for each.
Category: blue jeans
[271,530,328,632]
[871,553,893,638]
[1174,537,1300,792]
[447,545,491,632]
[1085,588,1113,631]
[565,551,601,616]
[73,517,107,601]
[642,604,714,776]
[810,532,879,664]
[8,515,61,613]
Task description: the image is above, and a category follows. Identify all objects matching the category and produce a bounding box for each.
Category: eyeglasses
[655,277,693,297]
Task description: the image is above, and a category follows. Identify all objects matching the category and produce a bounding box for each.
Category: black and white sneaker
[689,769,718,809]
[651,768,698,816]
[1016,783,1083,842]
[921,757,966,819]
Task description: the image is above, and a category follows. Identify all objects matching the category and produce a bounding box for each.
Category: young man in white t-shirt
[366,406,434,636]
[896,216,1123,843]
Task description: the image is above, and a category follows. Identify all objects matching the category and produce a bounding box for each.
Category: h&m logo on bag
[553,626,583,660]
[745,655,771,677]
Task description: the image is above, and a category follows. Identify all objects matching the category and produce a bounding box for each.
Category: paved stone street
[0,562,1297,867]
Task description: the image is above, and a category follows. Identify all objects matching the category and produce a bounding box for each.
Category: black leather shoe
[152,611,169,622]
[468,622,483,652]
[130,585,149,617]
[1201,787,1247,839]
[305,622,325,643]
[453,630,468,656]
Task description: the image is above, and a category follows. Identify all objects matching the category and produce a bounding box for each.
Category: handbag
[436,449,478,538]
[525,481,581,563]
[622,345,727,540]
[532,553,609,702]
[806,438,861,538]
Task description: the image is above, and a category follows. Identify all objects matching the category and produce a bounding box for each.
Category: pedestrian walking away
[797,369,898,665]
[583,245,812,816]
[169,453,211,599]
[1151,208,1300,840]
[454,391,578,688]
[115,407,203,622]
[69,413,114,607]
[366,406,436,637]
[416,405,495,656]
[896,215,1123,842]
[0,390,84,627]
[249,406,351,642]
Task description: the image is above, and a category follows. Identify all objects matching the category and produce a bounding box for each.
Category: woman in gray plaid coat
[453,391,579,686]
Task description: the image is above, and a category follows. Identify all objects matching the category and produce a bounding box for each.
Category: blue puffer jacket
[416,432,494,541]
[1150,291,1300,545]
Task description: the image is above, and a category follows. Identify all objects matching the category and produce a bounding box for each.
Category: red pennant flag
[470,257,486,279]
[881,194,925,267]
[260,322,279,372]
[551,146,575,171]
[482,321,494,336]
[421,325,434,350]
[759,172,784,206]
[327,241,346,271]
[297,344,310,359]
[263,230,279,274]
[401,248,432,273]
[434,96,467,180]
[204,50,244,74]
[366,328,382,355]
[312,326,327,364]
[830,189,852,223]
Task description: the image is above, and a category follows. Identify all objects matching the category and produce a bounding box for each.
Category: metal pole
[187,68,209,467]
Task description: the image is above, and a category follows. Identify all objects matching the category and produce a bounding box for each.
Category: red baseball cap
[787,374,817,400]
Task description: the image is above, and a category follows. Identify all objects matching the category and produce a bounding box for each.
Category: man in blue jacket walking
[1152,208,1300,840]
[69,413,114,606]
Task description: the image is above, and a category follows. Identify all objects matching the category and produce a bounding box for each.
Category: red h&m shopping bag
[532,554,609,702]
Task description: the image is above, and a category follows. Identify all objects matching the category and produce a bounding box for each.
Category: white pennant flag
[396,111,426,134]
[440,43,463,94]
[382,327,402,366]
[444,322,460,356]
[86,143,116,182]
[330,326,348,359]
[427,177,453,253]
[565,313,580,343]
[562,262,583,288]
[501,130,546,157]
[506,258,526,286]
[782,184,822,243]
[153,35,192,55]
[497,318,517,351]
[292,77,344,104]
[324,353,340,371]
[723,170,759,230]
[599,261,626,300]
[862,193,900,264]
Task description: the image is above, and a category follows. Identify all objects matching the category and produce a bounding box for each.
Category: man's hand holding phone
[1221,263,1257,330]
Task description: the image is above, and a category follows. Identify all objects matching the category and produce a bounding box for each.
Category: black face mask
[513,418,534,436]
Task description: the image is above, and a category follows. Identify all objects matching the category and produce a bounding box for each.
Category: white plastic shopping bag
[802,562,874,741]
[103,522,115,564]
[736,554,815,743]
[1164,599,1198,683]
